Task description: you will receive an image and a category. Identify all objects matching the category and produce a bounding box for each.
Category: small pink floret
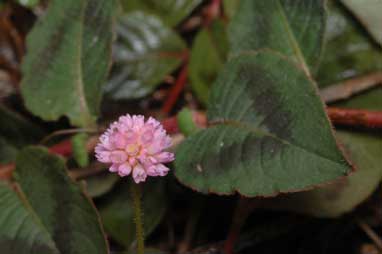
[95,114,174,183]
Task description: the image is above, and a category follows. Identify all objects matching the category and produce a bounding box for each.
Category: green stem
[131,183,145,254]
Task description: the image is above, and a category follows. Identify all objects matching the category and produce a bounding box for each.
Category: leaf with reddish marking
[13,146,109,254]
[21,0,115,127]
[175,51,351,197]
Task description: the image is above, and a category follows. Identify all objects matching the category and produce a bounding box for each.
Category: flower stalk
[131,182,145,254]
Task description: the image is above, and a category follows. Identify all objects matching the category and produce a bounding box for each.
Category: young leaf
[189,20,228,105]
[13,146,109,254]
[341,0,382,46]
[120,0,202,27]
[177,108,199,136]
[0,182,59,254]
[175,51,352,197]
[228,0,326,74]
[21,0,115,127]
[71,133,89,167]
[261,131,382,218]
[105,12,186,99]
[99,179,166,248]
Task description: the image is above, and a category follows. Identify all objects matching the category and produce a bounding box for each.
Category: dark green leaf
[262,131,382,217]
[0,106,44,147]
[175,51,351,197]
[189,19,228,105]
[21,0,115,127]
[99,179,166,248]
[0,182,59,254]
[228,0,326,74]
[13,146,109,254]
[105,12,186,99]
[0,137,18,164]
[120,0,202,27]
[341,0,382,46]
[0,106,44,163]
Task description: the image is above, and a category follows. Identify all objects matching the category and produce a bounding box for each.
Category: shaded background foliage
[0,0,381,254]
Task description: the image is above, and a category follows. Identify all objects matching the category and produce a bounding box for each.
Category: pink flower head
[95,114,174,183]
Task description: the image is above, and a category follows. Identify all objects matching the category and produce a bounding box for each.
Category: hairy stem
[131,183,145,254]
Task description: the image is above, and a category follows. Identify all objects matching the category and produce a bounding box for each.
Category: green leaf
[99,179,166,248]
[177,108,198,136]
[0,106,44,163]
[120,0,202,27]
[175,51,351,197]
[316,1,382,110]
[0,182,59,254]
[0,137,18,164]
[228,0,326,74]
[105,12,186,99]
[71,133,89,167]
[21,0,115,127]
[189,19,228,105]
[341,0,382,46]
[262,131,382,217]
[13,146,109,254]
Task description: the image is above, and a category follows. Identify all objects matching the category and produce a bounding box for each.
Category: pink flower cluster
[95,114,174,183]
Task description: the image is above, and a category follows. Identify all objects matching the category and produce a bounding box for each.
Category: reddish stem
[224,199,256,254]
[161,61,189,114]
[327,107,382,128]
[161,117,179,134]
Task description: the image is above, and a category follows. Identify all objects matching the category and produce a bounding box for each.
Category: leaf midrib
[75,1,93,128]
[275,0,311,76]
[13,184,60,253]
